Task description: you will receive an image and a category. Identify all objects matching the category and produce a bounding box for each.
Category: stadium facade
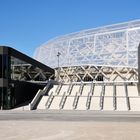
[34,20,140,83]
[1,19,140,111]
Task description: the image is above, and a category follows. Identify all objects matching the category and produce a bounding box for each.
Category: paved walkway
[0,110,140,140]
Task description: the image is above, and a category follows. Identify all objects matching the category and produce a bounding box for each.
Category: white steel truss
[33,20,140,83]
[55,66,138,83]
[34,20,140,68]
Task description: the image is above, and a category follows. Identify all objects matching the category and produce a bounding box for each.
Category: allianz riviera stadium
[1,19,140,111]
[34,20,140,83]
[31,19,140,111]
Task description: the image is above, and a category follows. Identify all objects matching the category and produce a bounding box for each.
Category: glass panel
[3,55,8,78]
[10,56,48,81]
[0,87,2,109]
[1,87,7,109]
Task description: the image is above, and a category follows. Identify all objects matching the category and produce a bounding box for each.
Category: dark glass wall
[0,54,9,79]
[0,55,2,78]
[3,55,8,78]
[0,87,2,109]
[0,46,54,109]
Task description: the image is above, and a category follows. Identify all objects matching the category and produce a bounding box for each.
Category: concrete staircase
[33,81,140,111]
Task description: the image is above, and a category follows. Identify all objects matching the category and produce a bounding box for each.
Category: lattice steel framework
[34,20,140,82]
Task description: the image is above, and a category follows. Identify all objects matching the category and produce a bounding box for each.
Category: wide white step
[129,97,140,111]
[116,97,127,111]
[90,97,100,110]
[105,86,113,96]
[49,96,62,110]
[76,97,87,110]
[82,85,91,96]
[116,86,125,96]
[93,86,102,96]
[70,85,80,95]
[63,97,75,110]
[59,85,69,95]
[37,96,49,109]
[128,86,139,97]
[103,97,114,110]
[48,85,58,95]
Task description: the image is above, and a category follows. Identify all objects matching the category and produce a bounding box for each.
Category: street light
[57,52,61,81]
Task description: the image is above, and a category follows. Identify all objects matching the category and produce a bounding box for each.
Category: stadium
[1,19,140,111]
[30,19,140,111]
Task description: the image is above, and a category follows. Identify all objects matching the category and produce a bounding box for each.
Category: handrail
[90,82,95,95]
[72,81,138,85]
[99,85,105,110]
[113,85,117,110]
[124,84,131,110]
[45,91,54,109]
[30,80,57,110]
[79,82,84,95]
[30,89,43,110]
[73,92,79,109]
[67,83,73,95]
[86,91,92,110]
[59,92,66,109]
[55,84,62,95]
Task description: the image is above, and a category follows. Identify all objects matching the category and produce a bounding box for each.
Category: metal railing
[45,91,54,109]
[30,80,58,110]
[59,92,67,109]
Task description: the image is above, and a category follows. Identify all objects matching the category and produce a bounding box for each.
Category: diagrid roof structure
[34,19,140,68]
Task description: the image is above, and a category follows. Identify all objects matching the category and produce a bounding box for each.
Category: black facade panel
[12,81,45,108]
[0,46,55,109]
[0,55,2,78]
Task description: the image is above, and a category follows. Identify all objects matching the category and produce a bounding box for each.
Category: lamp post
[57,52,61,81]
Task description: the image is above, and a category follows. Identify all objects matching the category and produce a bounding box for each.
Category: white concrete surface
[70,85,80,96]
[76,97,87,110]
[105,86,113,96]
[90,97,100,110]
[48,85,58,95]
[103,97,114,110]
[129,97,140,111]
[49,97,62,110]
[116,86,126,97]
[82,85,91,96]
[116,97,127,111]
[127,86,139,97]
[59,85,69,95]
[37,96,49,109]
[93,86,102,96]
[63,97,75,110]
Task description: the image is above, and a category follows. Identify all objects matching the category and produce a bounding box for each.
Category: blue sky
[0,0,140,57]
